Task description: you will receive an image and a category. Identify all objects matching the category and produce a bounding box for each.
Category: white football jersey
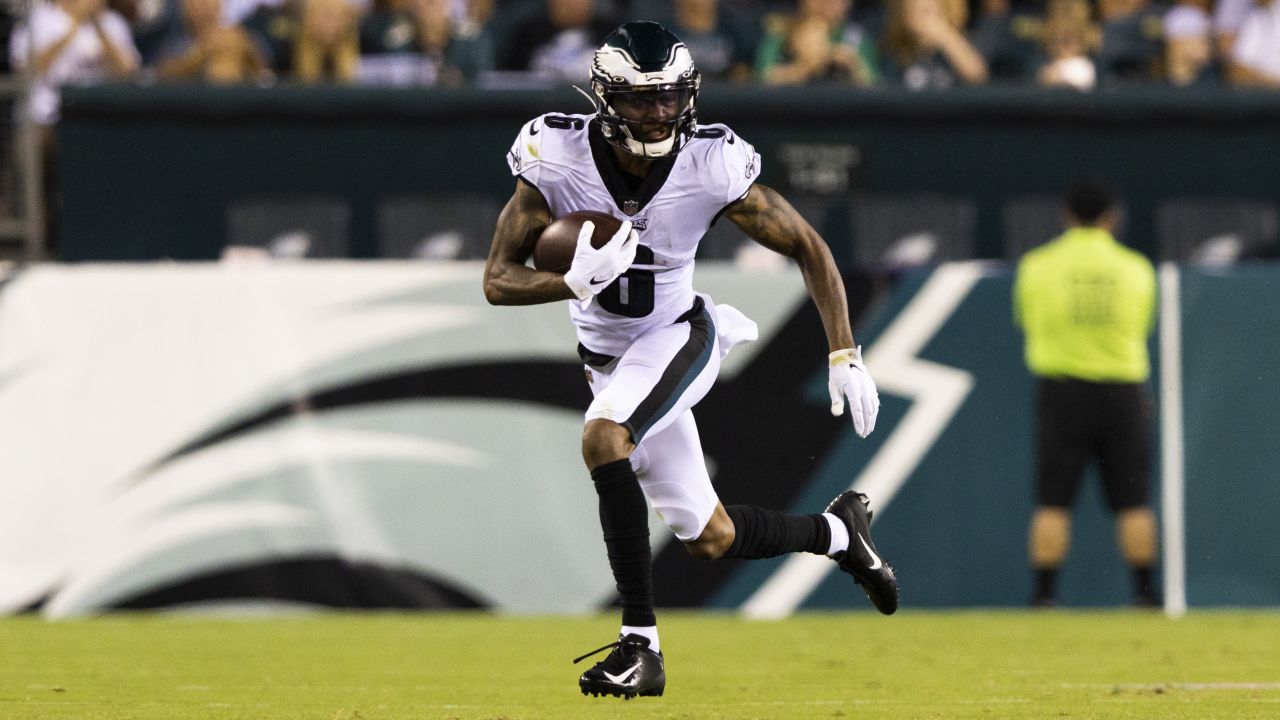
[507,112,760,356]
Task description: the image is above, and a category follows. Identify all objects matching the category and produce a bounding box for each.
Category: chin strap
[571,84,598,112]
[633,138,676,158]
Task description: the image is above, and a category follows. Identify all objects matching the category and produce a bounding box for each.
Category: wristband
[829,346,864,368]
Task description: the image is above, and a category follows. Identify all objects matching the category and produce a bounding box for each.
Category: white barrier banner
[0,261,805,616]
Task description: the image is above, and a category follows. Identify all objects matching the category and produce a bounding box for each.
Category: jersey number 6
[597,245,655,318]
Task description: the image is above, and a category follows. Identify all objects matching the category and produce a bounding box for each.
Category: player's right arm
[485,114,637,307]
[482,178,577,306]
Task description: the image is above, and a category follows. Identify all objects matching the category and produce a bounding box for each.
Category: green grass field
[2,610,1278,719]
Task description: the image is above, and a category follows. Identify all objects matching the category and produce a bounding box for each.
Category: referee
[1013,178,1159,608]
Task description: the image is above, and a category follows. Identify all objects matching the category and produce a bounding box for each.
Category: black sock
[1033,568,1057,601]
[722,505,831,559]
[1132,566,1156,601]
[591,459,655,627]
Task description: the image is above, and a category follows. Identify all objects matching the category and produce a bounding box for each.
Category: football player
[482,20,897,700]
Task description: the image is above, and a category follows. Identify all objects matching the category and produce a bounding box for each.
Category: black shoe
[1132,594,1161,609]
[826,491,899,615]
[574,634,665,699]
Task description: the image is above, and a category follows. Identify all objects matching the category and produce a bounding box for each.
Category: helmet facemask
[589,22,702,159]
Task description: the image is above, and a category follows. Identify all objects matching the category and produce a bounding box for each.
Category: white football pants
[584,295,757,541]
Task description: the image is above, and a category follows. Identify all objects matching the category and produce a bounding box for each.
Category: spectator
[1095,0,1164,84]
[224,0,288,24]
[756,0,878,86]
[1211,0,1254,62]
[235,0,296,74]
[452,0,491,26]
[1227,0,1280,87]
[1013,178,1160,609]
[1163,0,1218,87]
[660,0,758,84]
[880,0,989,89]
[109,0,182,65]
[358,0,492,85]
[496,0,614,81]
[2,0,15,74]
[155,0,271,82]
[970,0,1042,83]
[292,0,359,82]
[9,0,140,254]
[1034,0,1099,90]
[9,0,142,125]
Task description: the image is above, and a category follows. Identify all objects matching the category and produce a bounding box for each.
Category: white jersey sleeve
[698,124,760,206]
[505,113,595,212]
[506,116,547,187]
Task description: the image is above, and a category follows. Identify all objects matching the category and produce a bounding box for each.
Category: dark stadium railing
[57,84,1280,265]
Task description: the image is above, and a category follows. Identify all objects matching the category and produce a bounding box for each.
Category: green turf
[1,610,1278,719]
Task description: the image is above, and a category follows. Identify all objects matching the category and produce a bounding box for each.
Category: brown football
[532,210,623,273]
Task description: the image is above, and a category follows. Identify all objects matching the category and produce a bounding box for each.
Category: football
[532,211,623,273]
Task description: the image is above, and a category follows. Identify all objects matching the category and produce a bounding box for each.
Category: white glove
[828,346,880,438]
[563,219,638,308]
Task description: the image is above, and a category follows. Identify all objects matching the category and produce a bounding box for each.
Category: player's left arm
[725,184,854,351]
[725,183,880,437]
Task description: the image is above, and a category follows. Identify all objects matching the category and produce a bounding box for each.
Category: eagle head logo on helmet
[590,21,701,159]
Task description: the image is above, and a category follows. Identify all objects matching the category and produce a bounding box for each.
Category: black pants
[1036,378,1152,511]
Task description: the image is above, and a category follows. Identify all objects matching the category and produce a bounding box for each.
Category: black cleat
[574,634,665,699]
[1030,595,1057,609]
[1132,594,1161,609]
[826,491,899,615]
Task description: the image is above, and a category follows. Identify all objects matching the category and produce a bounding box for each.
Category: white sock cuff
[823,512,849,557]
[620,625,660,653]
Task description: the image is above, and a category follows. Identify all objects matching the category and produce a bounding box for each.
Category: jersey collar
[588,120,677,217]
[1061,227,1117,244]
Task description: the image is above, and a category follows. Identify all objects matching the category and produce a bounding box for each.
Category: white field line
[1062,682,1280,691]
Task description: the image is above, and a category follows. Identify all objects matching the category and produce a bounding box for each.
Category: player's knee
[684,535,729,560]
[1117,507,1158,565]
[581,419,634,469]
[1029,507,1072,566]
[684,512,734,560]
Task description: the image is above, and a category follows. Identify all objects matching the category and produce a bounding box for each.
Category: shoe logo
[858,534,883,570]
[529,120,540,135]
[603,662,641,686]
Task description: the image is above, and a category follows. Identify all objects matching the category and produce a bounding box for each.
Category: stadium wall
[1,262,1276,616]
[56,85,1280,264]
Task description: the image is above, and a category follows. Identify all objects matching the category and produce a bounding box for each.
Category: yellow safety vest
[1013,227,1156,382]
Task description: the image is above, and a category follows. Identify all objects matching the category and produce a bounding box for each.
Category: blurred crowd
[0,0,1278,125]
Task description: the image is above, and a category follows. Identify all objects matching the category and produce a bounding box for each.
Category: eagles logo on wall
[0,263,836,616]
